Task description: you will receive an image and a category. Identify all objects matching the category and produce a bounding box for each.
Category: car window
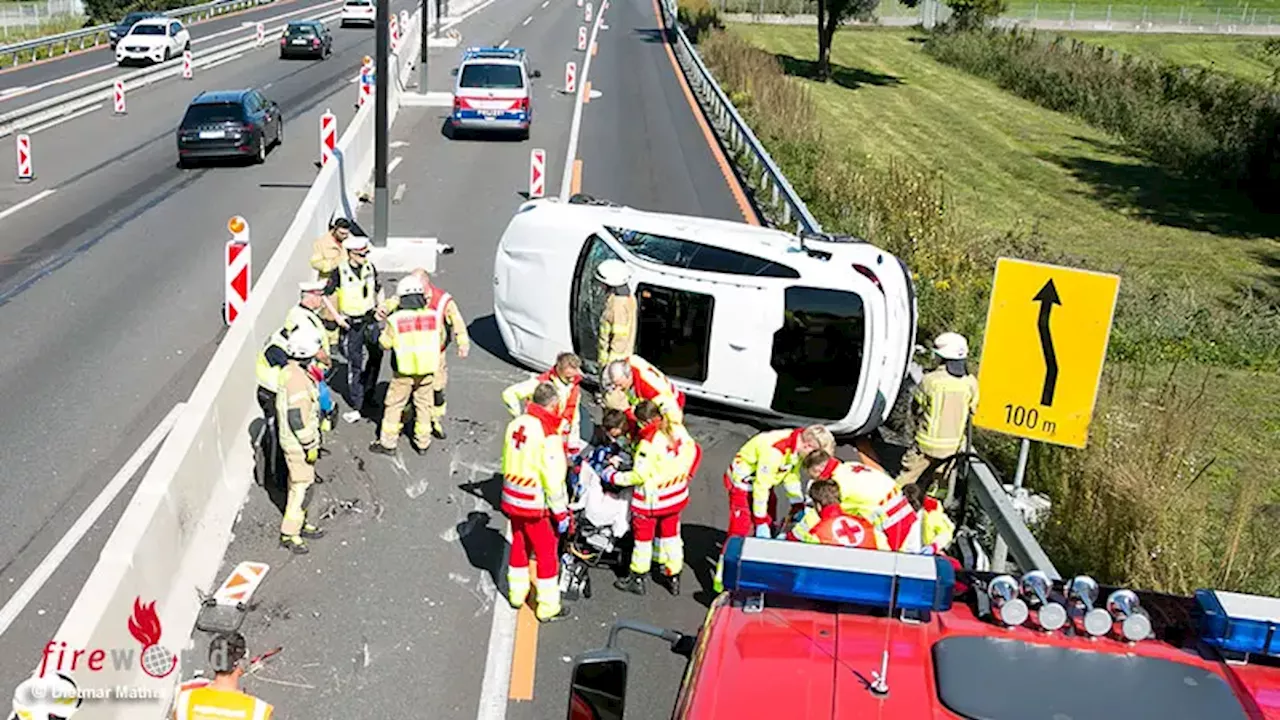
[569,235,625,378]
[770,286,866,420]
[122,12,148,24]
[345,0,372,5]
[635,284,713,383]
[459,63,524,90]
[287,23,317,35]
[604,227,800,278]
[170,22,181,35]
[130,24,165,35]
[183,102,245,125]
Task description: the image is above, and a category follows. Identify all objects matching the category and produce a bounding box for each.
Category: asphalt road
[199,0,773,717]
[0,0,432,695]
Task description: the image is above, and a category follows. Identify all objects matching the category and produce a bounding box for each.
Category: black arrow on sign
[1033,279,1061,406]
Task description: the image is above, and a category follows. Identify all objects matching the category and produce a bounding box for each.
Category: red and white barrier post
[585,2,593,22]
[529,148,545,198]
[357,57,373,108]
[399,9,409,31]
[113,79,126,115]
[182,49,193,79]
[320,109,337,167]
[390,15,399,51]
[577,0,582,8]
[224,215,251,326]
[564,61,576,93]
[256,22,265,45]
[577,26,587,51]
[15,134,33,182]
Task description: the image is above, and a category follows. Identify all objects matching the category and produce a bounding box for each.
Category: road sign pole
[434,0,442,38]
[418,0,429,89]
[373,0,389,248]
[990,437,1031,573]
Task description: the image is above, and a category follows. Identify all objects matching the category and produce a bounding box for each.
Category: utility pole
[418,0,429,89]
[373,0,390,247]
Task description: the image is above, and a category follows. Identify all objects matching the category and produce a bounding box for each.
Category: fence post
[1032,1,1038,21]
[1069,2,1074,25]
[1106,4,1111,24]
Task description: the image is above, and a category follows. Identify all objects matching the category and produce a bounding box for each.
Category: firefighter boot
[368,442,396,456]
[614,572,646,596]
[280,534,309,555]
[301,523,325,539]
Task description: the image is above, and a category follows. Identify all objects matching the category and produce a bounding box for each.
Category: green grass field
[1062,32,1277,83]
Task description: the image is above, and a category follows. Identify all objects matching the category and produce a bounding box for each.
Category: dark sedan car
[279,20,332,59]
[107,11,161,49]
[176,89,283,167]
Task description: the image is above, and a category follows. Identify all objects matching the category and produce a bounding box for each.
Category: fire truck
[565,537,1280,719]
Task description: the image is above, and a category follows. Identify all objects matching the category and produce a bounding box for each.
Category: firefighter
[502,352,584,451]
[785,479,878,548]
[369,275,442,456]
[898,332,980,495]
[310,216,351,276]
[324,234,385,423]
[601,355,685,427]
[900,482,956,555]
[711,426,836,592]
[602,400,700,597]
[276,326,326,554]
[171,633,273,720]
[378,268,470,440]
[287,280,336,431]
[501,382,571,622]
[803,449,916,552]
[595,259,637,369]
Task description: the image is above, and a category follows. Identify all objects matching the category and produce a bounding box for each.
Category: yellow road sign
[973,258,1120,448]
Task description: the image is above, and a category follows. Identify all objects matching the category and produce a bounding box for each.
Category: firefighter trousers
[897,444,950,497]
[431,353,448,427]
[507,515,561,620]
[281,449,315,536]
[256,388,281,482]
[631,513,683,576]
[378,373,435,449]
[339,318,383,414]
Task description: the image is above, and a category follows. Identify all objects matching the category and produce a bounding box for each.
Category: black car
[279,20,332,59]
[108,11,160,49]
[176,89,284,167]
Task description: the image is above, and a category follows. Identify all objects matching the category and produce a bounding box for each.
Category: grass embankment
[1062,33,1278,84]
[1,14,96,65]
[702,23,1280,594]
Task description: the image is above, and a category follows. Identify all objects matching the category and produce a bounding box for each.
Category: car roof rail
[568,193,621,207]
[799,231,866,244]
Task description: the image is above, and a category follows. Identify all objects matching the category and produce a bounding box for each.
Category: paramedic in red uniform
[601,355,686,427]
[786,480,878,548]
[503,352,585,452]
[802,449,917,552]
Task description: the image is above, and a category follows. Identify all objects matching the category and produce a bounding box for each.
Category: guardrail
[955,453,1060,579]
[0,0,270,68]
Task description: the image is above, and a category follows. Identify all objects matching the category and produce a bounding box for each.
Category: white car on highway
[340,0,377,27]
[492,197,918,436]
[115,17,190,65]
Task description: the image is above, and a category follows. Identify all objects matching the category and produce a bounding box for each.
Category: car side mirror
[450,67,458,76]
[532,69,542,78]
[566,650,628,720]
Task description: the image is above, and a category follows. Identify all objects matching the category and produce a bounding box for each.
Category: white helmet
[286,326,323,359]
[933,332,969,361]
[595,259,631,287]
[342,234,370,251]
[397,274,425,297]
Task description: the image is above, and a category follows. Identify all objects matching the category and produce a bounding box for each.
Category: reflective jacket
[382,286,471,352]
[814,458,916,551]
[725,429,808,523]
[502,371,582,441]
[276,363,319,454]
[255,331,290,394]
[175,685,273,720]
[332,260,377,317]
[787,505,880,549]
[284,304,331,367]
[898,496,957,554]
[597,292,637,367]
[500,403,569,519]
[379,307,442,376]
[618,355,684,426]
[913,366,979,458]
[613,421,699,516]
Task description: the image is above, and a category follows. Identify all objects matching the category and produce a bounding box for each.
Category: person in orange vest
[785,479,879,548]
[171,632,272,720]
[502,352,585,451]
[501,382,572,622]
[601,400,701,597]
[601,355,685,427]
[802,449,917,551]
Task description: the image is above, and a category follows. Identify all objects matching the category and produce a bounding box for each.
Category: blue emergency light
[1196,589,1280,657]
[721,537,955,612]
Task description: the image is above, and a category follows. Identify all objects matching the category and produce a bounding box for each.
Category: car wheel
[178,156,190,169]
[276,121,284,147]
[255,135,267,164]
[163,48,171,61]
[184,40,190,51]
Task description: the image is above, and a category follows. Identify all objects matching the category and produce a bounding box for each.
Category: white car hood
[120,35,168,47]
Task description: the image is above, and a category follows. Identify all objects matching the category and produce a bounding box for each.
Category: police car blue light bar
[1196,589,1280,657]
[721,537,955,612]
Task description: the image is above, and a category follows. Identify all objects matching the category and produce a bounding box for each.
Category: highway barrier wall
[36,13,421,718]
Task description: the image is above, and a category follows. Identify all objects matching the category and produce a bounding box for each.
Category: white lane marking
[387,155,403,173]
[0,86,29,99]
[0,189,56,222]
[475,522,518,720]
[203,53,245,70]
[0,403,184,638]
[26,103,102,133]
[390,140,410,148]
[521,15,532,24]
[558,7,605,199]
[541,0,549,7]
[498,38,509,48]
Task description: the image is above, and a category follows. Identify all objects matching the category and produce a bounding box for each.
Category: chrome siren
[1067,575,1111,637]
[988,575,1028,628]
[1106,589,1153,642]
[1021,571,1067,632]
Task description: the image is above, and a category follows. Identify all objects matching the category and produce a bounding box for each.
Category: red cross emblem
[832,517,866,547]
[666,438,683,457]
[512,426,528,449]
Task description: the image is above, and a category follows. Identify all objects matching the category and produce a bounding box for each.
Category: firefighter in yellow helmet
[594,259,637,369]
[369,275,443,456]
[898,332,979,496]
[276,325,326,554]
[171,633,273,720]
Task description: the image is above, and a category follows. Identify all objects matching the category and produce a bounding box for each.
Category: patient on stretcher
[568,410,635,538]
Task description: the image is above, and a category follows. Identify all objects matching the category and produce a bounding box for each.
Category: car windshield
[287,24,317,35]
[459,64,524,89]
[129,24,165,35]
[122,13,151,24]
[183,102,244,125]
[345,1,371,5]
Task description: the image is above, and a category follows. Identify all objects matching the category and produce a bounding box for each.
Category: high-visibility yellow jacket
[612,422,698,516]
[255,331,289,394]
[913,366,979,458]
[502,371,582,441]
[379,307,442,376]
[174,685,273,720]
[500,403,569,519]
[597,292,637,368]
[276,363,319,454]
[814,458,916,551]
[725,428,808,524]
[900,496,956,554]
[383,286,471,353]
[328,260,378,318]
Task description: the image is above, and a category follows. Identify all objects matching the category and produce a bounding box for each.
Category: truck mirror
[567,650,628,720]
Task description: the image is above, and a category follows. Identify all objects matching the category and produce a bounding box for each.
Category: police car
[491,196,917,437]
[449,47,541,139]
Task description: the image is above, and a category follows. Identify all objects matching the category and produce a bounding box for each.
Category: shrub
[678,0,724,43]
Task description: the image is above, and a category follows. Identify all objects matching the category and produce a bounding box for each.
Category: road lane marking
[557,6,605,199]
[388,155,403,173]
[571,159,582,195]
[541,0,549,6]
[0,403,184,637]
[0,87,29,99]
[522,15,532,25]
[0,189,56,222]
[647,0,756,223]
[509,596,538,700]
[499,38,509,48]
[26,103,102,133]
[476,523,518,719]
[582,80,590,103]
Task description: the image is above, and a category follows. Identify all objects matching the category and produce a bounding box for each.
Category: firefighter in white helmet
[277,325,326,554]
[369,275,443,456]
[897,332,979,495]
[595,259,637,369]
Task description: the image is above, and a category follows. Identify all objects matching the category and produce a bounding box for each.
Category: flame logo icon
[126,599,176,679]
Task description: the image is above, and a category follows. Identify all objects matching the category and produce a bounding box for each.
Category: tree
[815,0,880,80]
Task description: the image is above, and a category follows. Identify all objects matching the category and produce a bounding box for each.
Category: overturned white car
[492,197,917,436]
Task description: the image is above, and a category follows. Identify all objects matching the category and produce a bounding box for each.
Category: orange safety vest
[500,403,568,519]
[814,458,916,551]
[174,685,273,720]
[809,506,878,548]
[426,287,453,349]
[538,368,582,439]
[624,357,685,419]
